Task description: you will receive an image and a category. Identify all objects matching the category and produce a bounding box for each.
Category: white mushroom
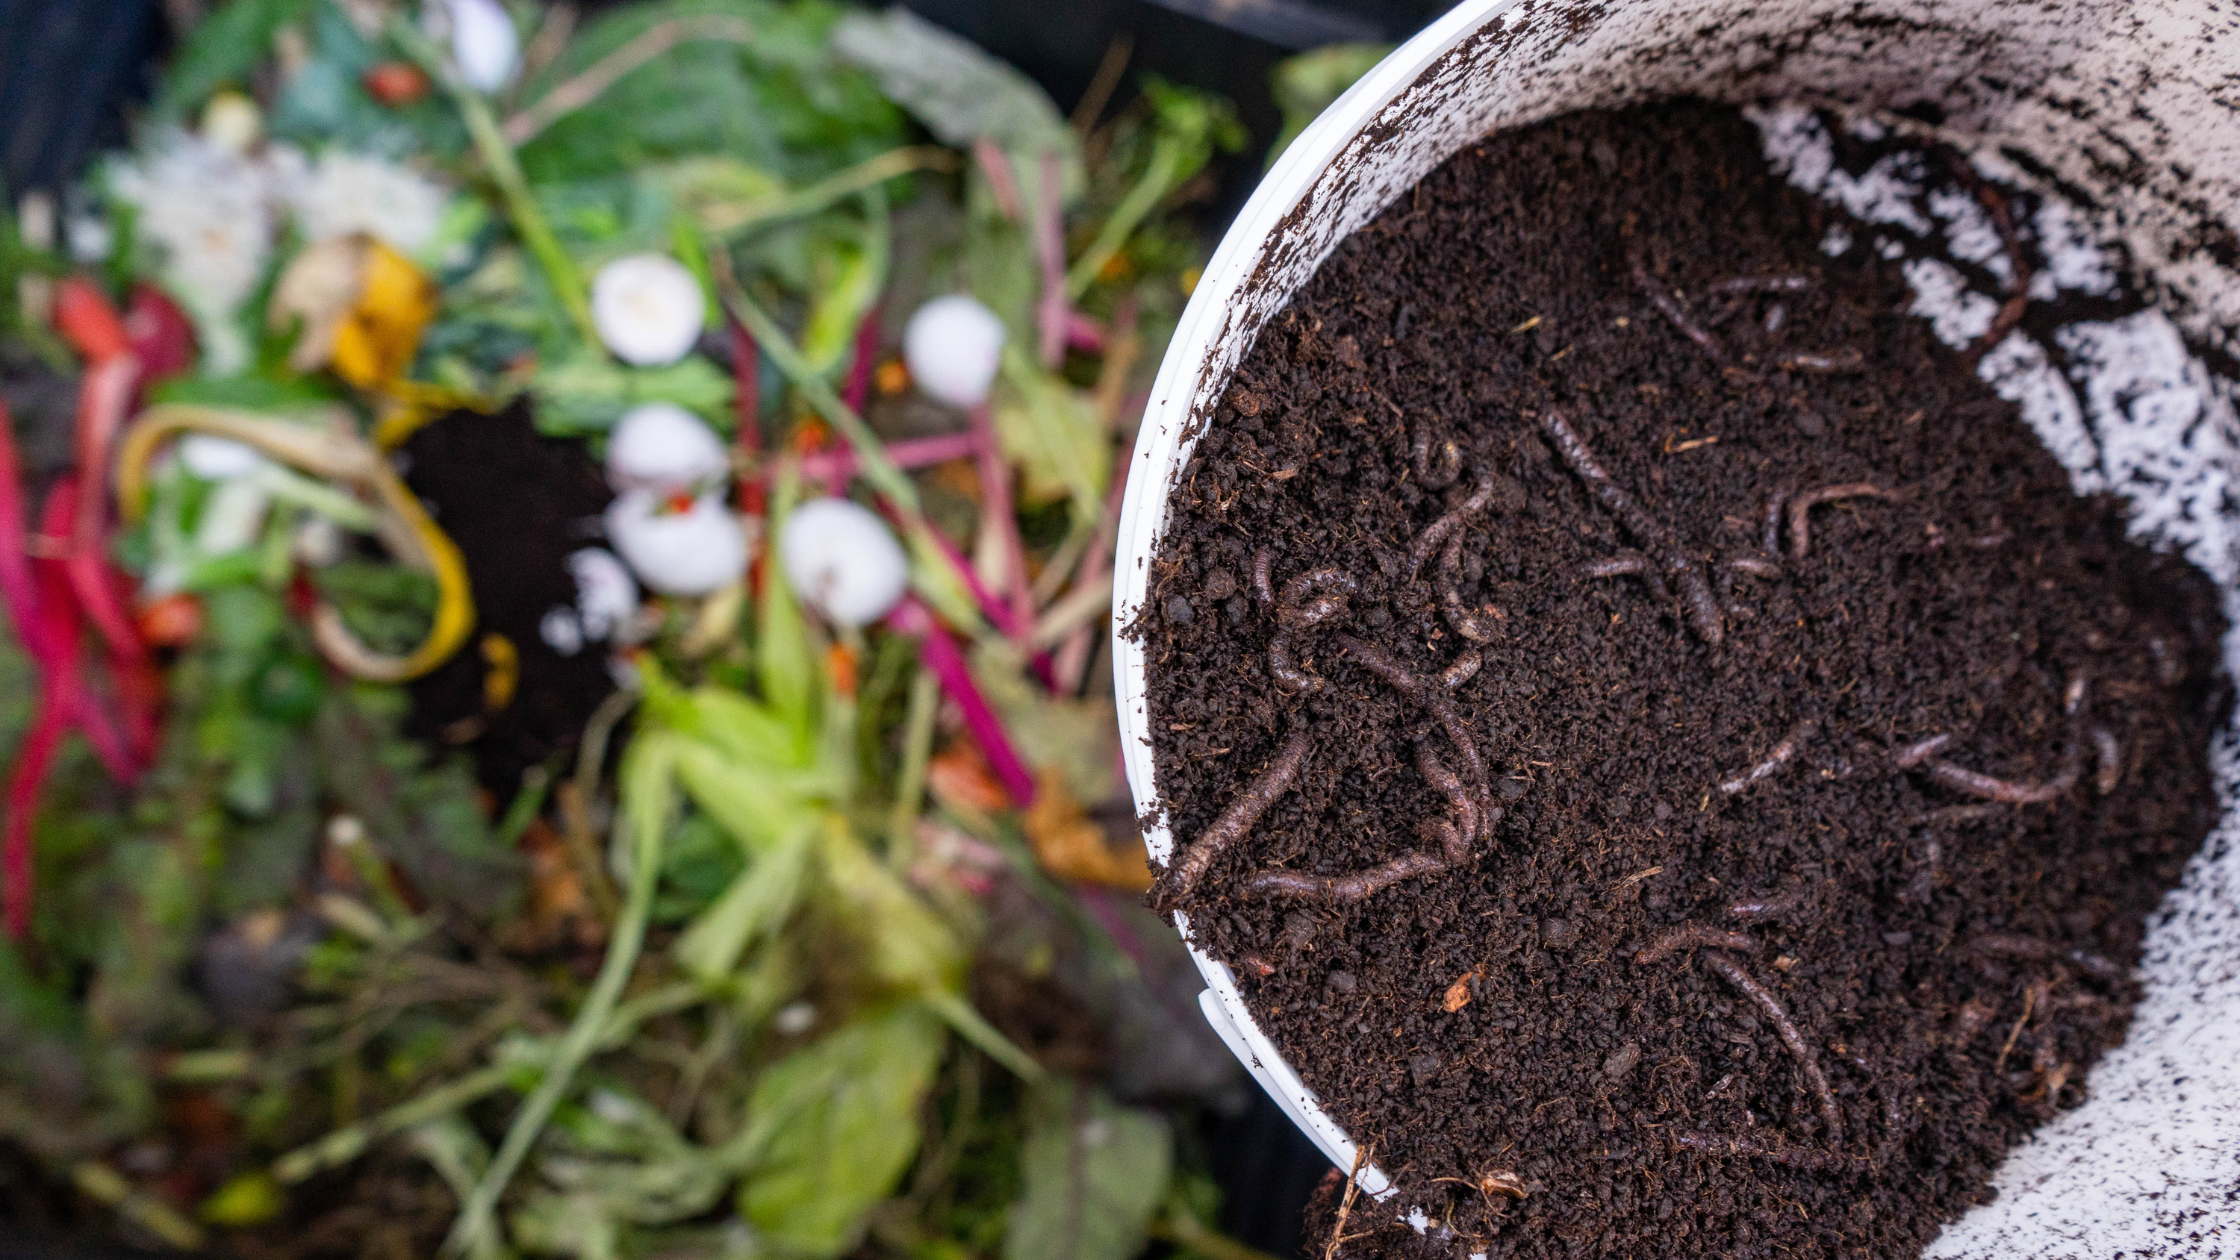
[605,402,729,494]
[430,0,520,94]
[902,294,1006,409]
[591,254,707,367]
[778,497,909,627]
[567,547,640,640]
[604,489,746,596]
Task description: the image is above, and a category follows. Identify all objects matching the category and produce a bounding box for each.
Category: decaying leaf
[267,234,437,386]
[1024,768,1150,892]
[1002,1078,1172,1260]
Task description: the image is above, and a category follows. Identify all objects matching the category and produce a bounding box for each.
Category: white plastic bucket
[1112,0,2240,1250]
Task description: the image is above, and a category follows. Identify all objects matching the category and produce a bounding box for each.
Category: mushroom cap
[606,401,729,492]
[778,497,909,627]
[591,254,706,367]
[179,433,268,480]
[604,489,746,596]
[903,294,1006,409]
[437,0,520,93]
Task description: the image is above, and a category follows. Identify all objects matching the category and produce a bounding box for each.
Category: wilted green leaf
[797,195,889,374]
[738,1003,946,1256]
[1003,1080,1173,1260]
[994,347,1107,518]
[830,8,1080,200]
[815,819,959,995]
[673,823,812,981]
[531,352,734,435]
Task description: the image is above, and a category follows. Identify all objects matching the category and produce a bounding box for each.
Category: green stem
[443,809,667,1255]
[272,1063,516,1185]
[1065,137,1185,299]
[389,17,601,350]
[887,667,939,861]
[710,146,958,239]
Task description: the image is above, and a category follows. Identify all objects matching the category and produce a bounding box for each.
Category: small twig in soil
[1787,483,1896,558]
[1412,425,1463,488]
[1668,1130,1869,1174]
[1894,733,1955,768]
[1711,275,1814,294]
[1166,729,1314,898]
[1633,924,1760,965]
[1994,981,2043,1073]
[1780,350,1866,375]
[1540,411,1721,645]
[1244,850,1449,903]
[2091,726,2121,794]
[1718,719,1817,796]
[1727,891,1804,921]
[1966,934,2124,982]
[1630,250,1726,362]
[1324,1143,1375,1260]
[1698,950,1844,1143]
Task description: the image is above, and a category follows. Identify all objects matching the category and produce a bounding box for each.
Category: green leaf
[530,352,734,435]
[995,346,1108,518]
[684,686,812,770]
[830,8,1081,200]
[797,193,889,375]
[672,824,813,980]
[756,468,815,729]
[738,1003,946,1257]
[1003,1080,1173,1260]
[814,819,959,996]
[155,0,314,120]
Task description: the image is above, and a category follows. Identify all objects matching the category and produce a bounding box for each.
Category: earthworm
[1269,633,1320,693]
[1418,741,1480,853]
[1166,729,1314,898]
[2091,726,2120,794]
[1698,949,1844,1143]
[1668,1131,1869,1174]
[1787,483,1895,558]
[1336,635,1490,801]
[1711,275,1813,294]
[1834,1046,1915,1165]
[2064,671,2089,716]
[1723,556,1784,579]
[1951,159,2035,360]
[1718,719,1817,796]
[1252,547,1275,606]
[1409,474,1497,578]
[1443,588,1502,642]
[1781,350,1866,375]
[1277,569,1359,626]
[1727,891,1804,921]
[1630,251,1725,362]
[1761,487,1789,556]
[1967,933,2124,982]
[1633,924,1759,965]
[1540,411,1722,645]
[1243,850,1447,903]
[1766,302,1788,333]
[1441,650,1482,691]
[1924,751,2080,805]
[1412,425,1462,489]
[1582,552,1672,600]
[1894,733,1954,768]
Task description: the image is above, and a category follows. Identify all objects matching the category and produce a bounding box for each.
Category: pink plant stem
[969,403,1035,641]
[731,320,766,517]
[826,310,883,497]
[798,431,980,485]
[34,488,135,783]
[890,598,1037,806]
[0,398,49,656]
[972,138,1024,222]
[1035,153,1069,369]
[1065,311,1108,353]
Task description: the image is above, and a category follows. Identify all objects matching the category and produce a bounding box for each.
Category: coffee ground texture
[1136,102,2228,1258]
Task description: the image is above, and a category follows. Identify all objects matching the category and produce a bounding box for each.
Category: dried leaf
[1024,768,1150,892]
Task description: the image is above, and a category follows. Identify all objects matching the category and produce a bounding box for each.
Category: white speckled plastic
[1112,0,2240,1251]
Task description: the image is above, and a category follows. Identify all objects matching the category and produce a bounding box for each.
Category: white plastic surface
[1113,0,2240,1251]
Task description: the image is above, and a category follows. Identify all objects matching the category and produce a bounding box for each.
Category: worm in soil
[1761,488,1789,556]
[1711,275,1814,294]
[1165,728,1314,899]
[1268,568,1359,693]
[1924,751,2081,805]
[1418,741,1480,853]
[1698,949,1845,1143]
[1835,1047,1916,1166]
[1668,1131,1869,1175]
[1967,933,2124,982]
[1583,552,1674,601]
[1780,350,1867,375]
[1410,474,1498,579]
[1540,411,1722,645]
[1727,891,1804,922]
[1243,850,1448,904]
[1252,547,1275,606]
[1335,635,1491,807]
[1787,483,1896,558]
[1436,531,1502,642]
[1895,733,1955,768]
[1630,250,1726,362]
[1950,157,2036,360]
[1412,425,1462,489]
[2092,726,2121,794]
[1633,924,1760,965]
[1718,719,1817,795]
[1441,649,1483,691]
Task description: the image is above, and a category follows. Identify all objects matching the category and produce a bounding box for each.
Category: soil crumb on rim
[1136,101,2228,1258]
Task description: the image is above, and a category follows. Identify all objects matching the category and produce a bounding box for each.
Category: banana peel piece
[116,404,474,682]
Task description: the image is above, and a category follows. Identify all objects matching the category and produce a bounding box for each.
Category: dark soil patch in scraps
[1137,102,2229,1258]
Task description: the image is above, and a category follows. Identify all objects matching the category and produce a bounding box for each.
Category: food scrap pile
[0,3,1374,1257]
